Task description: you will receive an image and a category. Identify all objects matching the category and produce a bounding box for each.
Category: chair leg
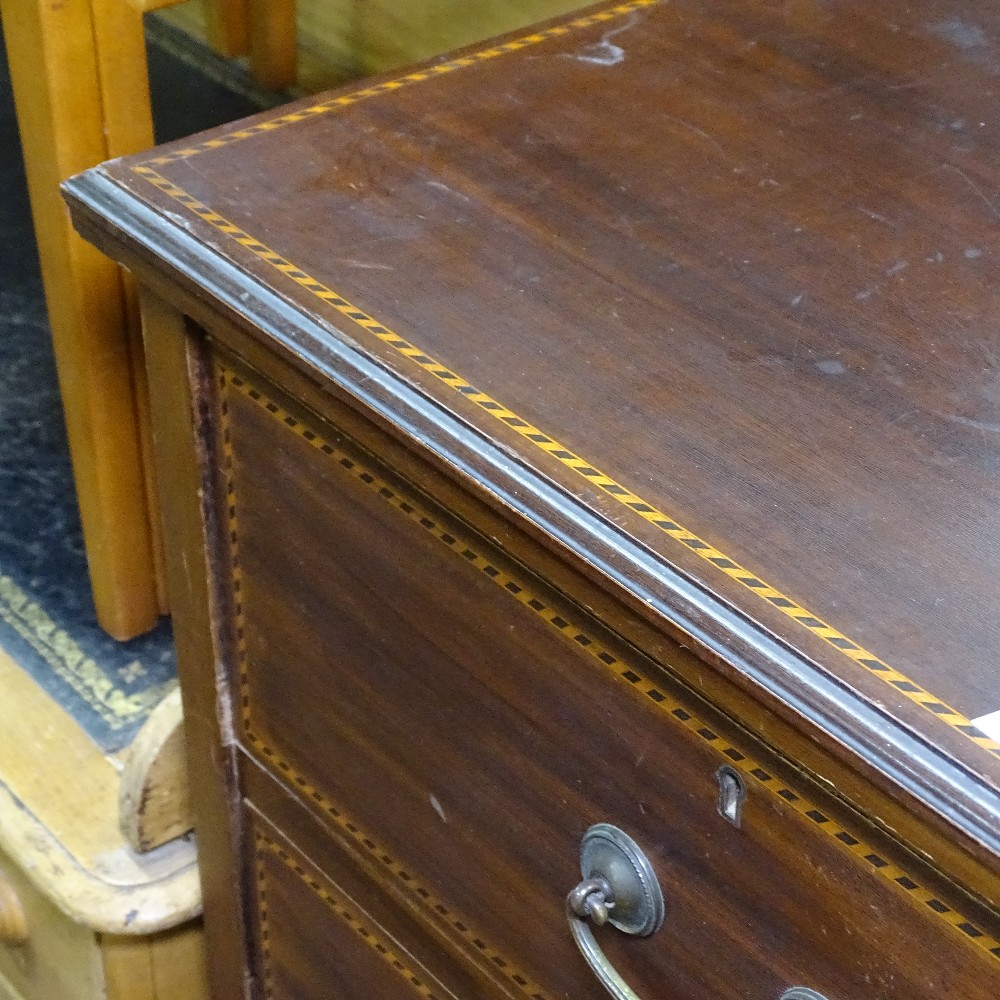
[0,0,162,639]
[248,0,297,90]
[90,0,170,614]
[202,0,249,59]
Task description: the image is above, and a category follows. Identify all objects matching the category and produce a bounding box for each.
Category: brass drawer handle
[566,824,664,1000]
[566,827,833,1000]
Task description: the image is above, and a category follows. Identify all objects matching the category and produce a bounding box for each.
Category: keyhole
[716,765,746,828]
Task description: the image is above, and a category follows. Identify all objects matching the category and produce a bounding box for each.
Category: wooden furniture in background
[195,0,299,90]
[351,0,590,75]
[159,0,588,93]
[118,687,193,853]
[0,864,206,1000]
[0,646,204,1000]
[66,1,1000,997]
[246,0,298,90]
[0,0,298,640]
[199,0,248,59]
[1,0,166,640]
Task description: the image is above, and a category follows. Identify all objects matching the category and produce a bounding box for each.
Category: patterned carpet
[0,18,267,751]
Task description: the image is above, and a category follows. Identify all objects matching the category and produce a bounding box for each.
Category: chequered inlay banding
[219,365,1000,968]
[254,834,274,997]
[255,832,446,1000]
[138,2,660,167]
[131,168,1000,762]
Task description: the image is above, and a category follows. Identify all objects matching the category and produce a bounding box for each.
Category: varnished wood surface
[73,0,1000,780]
[0,641,206,998]
[215,357,1000,998]
[118,688,193,853]
[100,922,209,1000]
[0,844,208,1000]
[137,287,249,1000]
[62,2,1000,994]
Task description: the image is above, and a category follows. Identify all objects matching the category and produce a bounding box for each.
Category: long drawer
[212,352,1000,1000]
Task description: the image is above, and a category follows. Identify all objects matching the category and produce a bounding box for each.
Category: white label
[972,710,1000,742]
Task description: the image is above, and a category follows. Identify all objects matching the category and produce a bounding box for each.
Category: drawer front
[248,812,452,1000]
[243,770,517,1000]
[213,357,1000,1000]
[0,854,103,1000]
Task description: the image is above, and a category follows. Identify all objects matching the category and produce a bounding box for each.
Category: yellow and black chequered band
[131,0,1000,760]
[221,368,1000,969]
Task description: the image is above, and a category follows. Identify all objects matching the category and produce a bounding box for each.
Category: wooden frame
[1,0,297,639]
[1,0,165,639]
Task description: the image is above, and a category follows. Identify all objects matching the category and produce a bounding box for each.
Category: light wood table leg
[202,0,249,58]
[248,0,297,89]
[101,922,210,1000]
[0,0,164,639]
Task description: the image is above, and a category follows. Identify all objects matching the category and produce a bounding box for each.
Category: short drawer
[0,854,103,1000]
[214,356,1000,1000]
[243,770,516,1000]
[0,846,208,1000]
[247,812,455,1000]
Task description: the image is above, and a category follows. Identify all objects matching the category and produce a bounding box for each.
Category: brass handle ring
[566,824,664,1000]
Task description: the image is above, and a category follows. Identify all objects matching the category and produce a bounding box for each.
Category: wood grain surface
[70,0,1000,791]
[215,358,1000,999]
[137,287,249,999]
[0,645,200,934]
[118,687,194,852]
[62,1,1000,996]
[1,0,164,639]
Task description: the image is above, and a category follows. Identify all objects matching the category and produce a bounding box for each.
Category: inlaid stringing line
[256,833,447,1000]
[218,370,553,1000]
[139,166,999,761]
[253,844,276,998]
[136,1,661,167]
[223,366,1000,963]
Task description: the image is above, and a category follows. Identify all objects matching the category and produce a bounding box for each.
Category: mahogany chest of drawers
[66,2,1000,997]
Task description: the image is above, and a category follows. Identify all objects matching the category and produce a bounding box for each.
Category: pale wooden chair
[194,0,299,90]
[0,0,296,640]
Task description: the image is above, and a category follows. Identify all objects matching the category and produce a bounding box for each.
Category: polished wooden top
[66,0,1000,845]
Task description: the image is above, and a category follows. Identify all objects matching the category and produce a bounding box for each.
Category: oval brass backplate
[579,823,664,937]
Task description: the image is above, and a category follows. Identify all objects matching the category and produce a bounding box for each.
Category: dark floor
[0,17,265,751]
